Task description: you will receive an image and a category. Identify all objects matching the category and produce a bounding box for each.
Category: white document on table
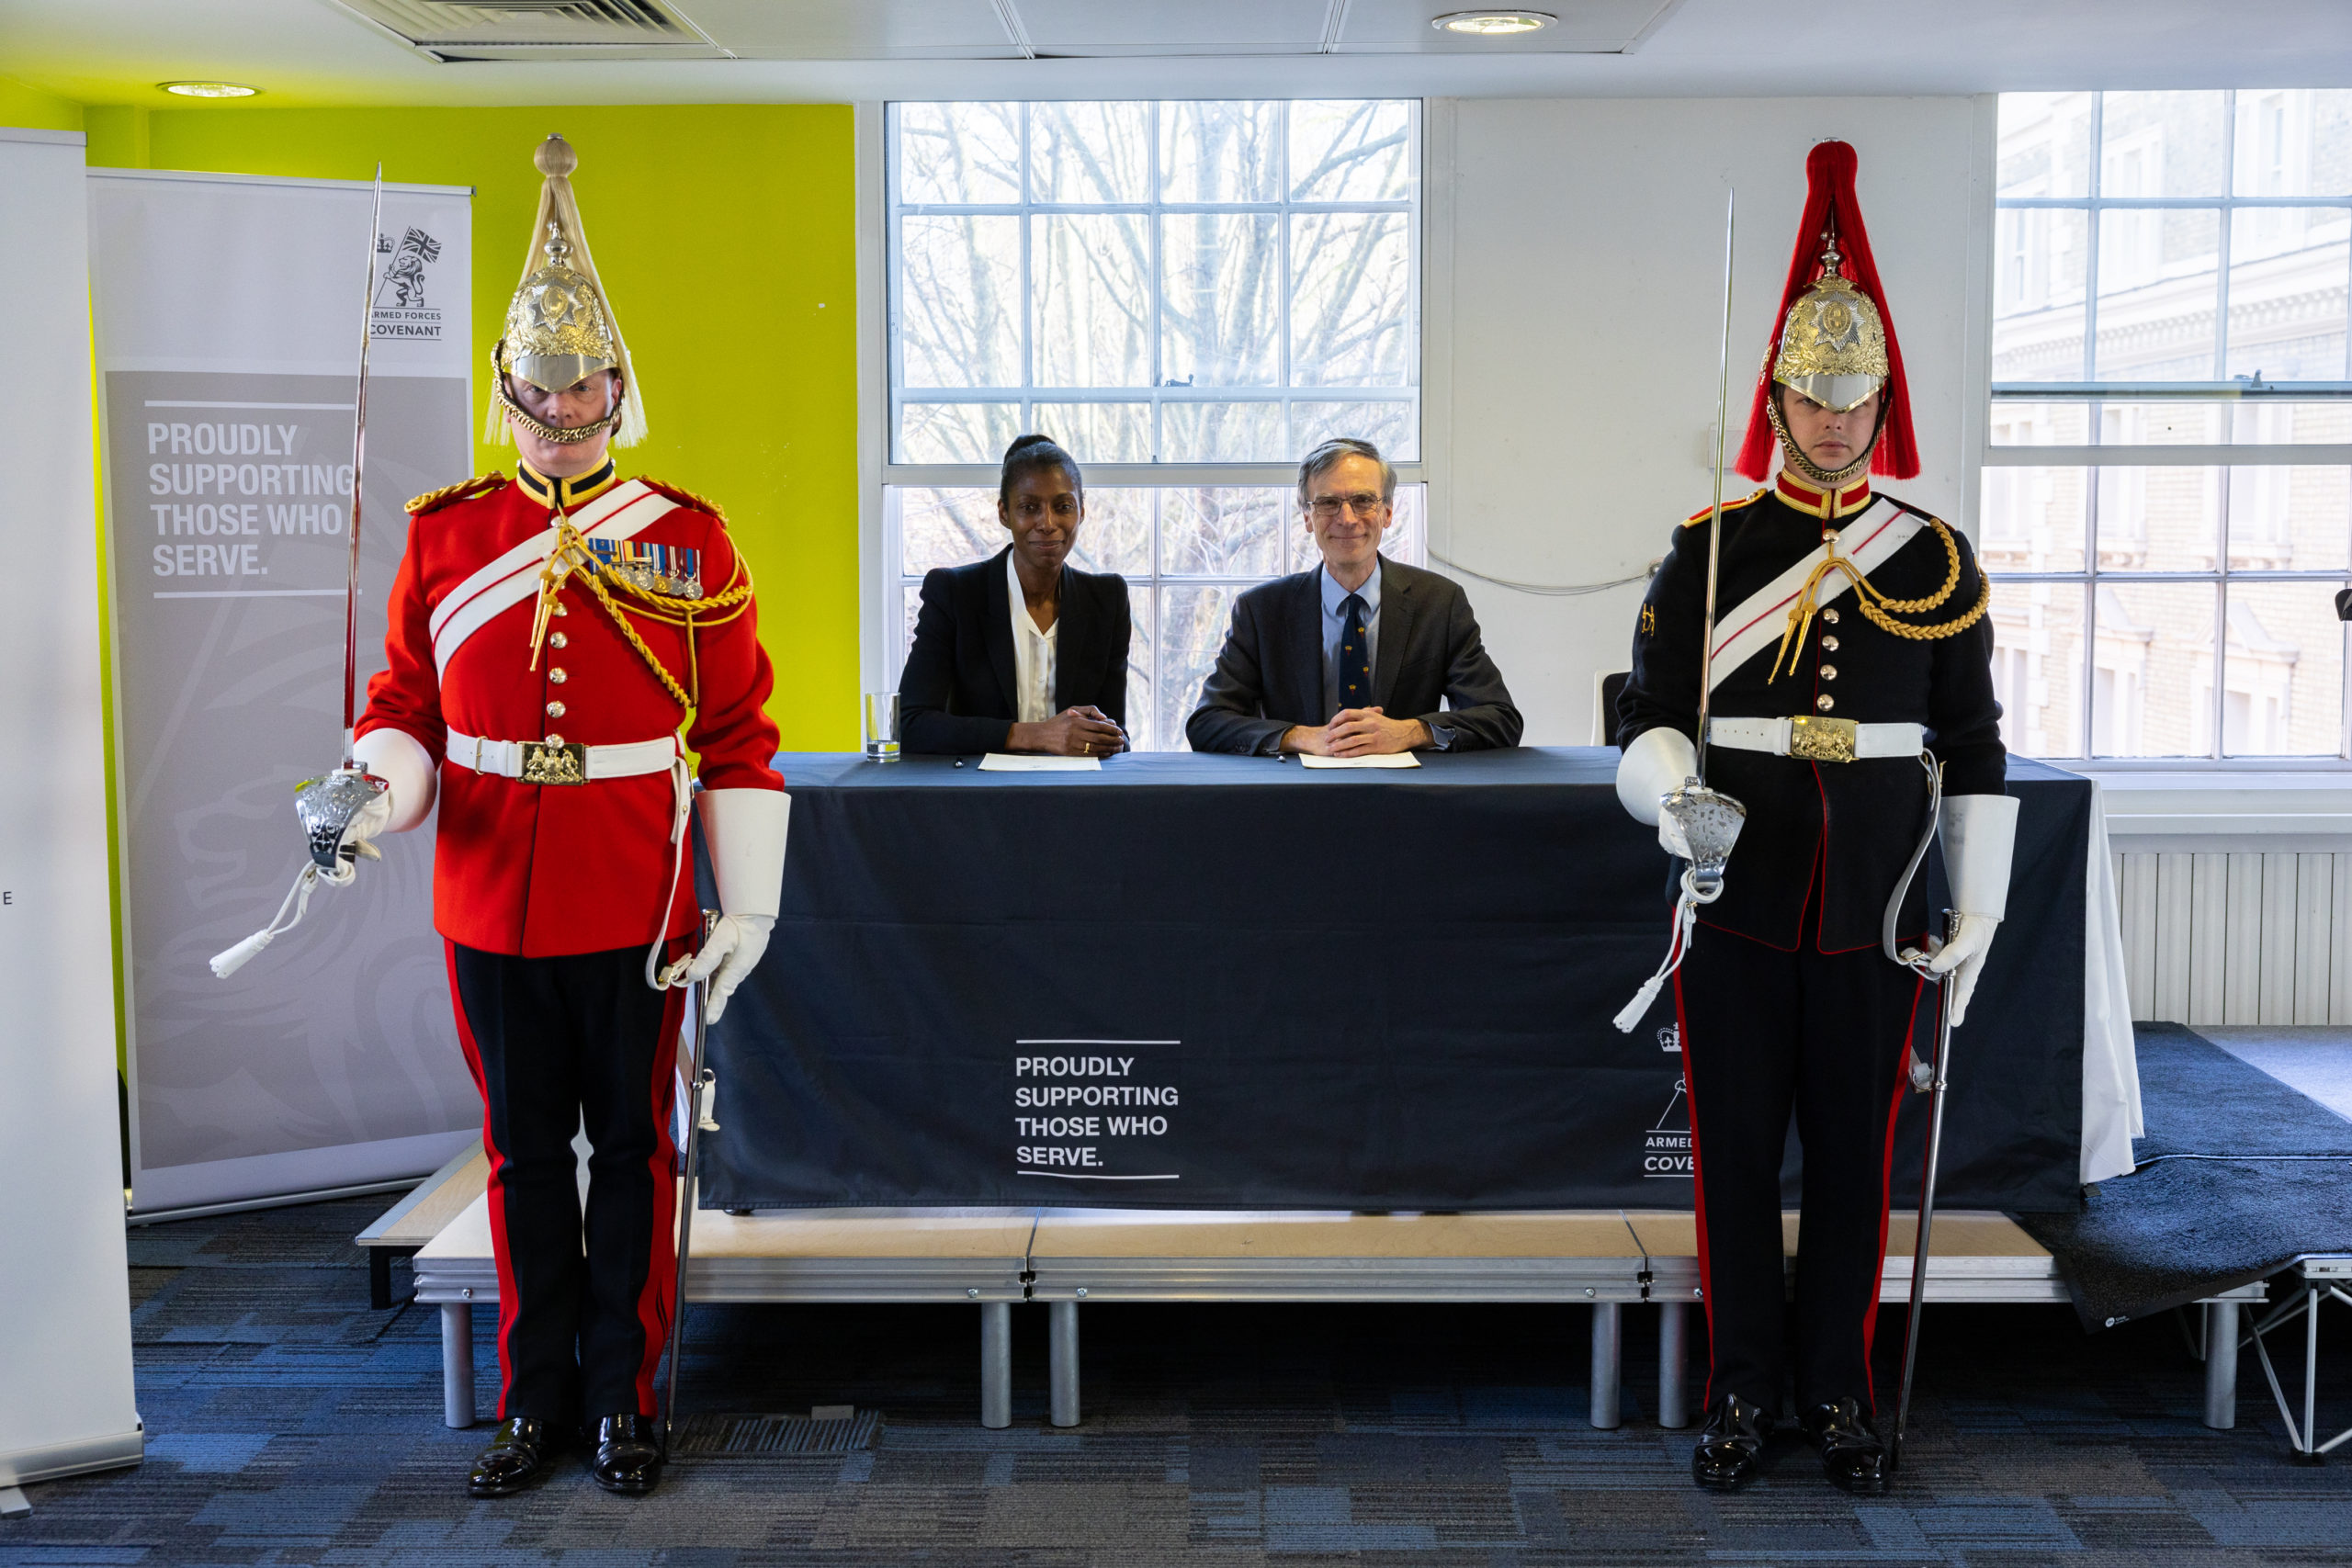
[1298,753,1421,770]
[978,753,1102,772]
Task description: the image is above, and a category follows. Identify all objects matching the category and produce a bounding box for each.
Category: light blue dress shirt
[1317,562,1382,720]
[1316,561,1452,747]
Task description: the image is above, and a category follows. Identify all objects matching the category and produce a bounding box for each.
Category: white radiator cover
[2115,852,2352,1025]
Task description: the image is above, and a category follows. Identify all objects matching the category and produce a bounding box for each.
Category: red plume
[1734,140,1918,482]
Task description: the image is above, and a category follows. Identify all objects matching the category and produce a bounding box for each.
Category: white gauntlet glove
[1615,726,1698,852]
[683,788,789,1022]
[1928,793,2018,1029]
[351,727,437,835]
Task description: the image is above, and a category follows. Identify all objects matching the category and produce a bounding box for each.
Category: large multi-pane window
[1988,91,2352,761]
[886,100,1423,750]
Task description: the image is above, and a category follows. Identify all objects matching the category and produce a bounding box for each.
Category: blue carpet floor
[2,1195,2347,1565]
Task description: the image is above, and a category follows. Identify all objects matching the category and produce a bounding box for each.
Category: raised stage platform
[385,1156,2263,1438]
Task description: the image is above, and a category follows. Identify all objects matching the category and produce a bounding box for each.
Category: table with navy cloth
[697,748,2092,1214]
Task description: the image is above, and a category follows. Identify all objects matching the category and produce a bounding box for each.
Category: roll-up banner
[0,127,142,1498]
[89,169,479,1215]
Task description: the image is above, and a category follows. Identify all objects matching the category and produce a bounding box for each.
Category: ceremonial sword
[340,165,383,767]
[1613,188,1747,1032]
[1657,185,1748,891]
[1693,186,1736,785]
[209,166,390,978]
[662,911,723,1460]
[1890,912,1960,1472]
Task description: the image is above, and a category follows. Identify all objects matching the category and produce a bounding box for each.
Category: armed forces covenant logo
[372,227,446,340]
[1634,1021,1691,1179]
[1644,1079,1693,1179]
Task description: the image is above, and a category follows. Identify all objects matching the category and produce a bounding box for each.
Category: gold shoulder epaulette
[406,472,507,515]
[639,477,729,527]
[1681,486,1768,527]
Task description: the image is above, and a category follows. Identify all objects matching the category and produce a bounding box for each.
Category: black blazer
[1184,557,1523,755]
[1615,488,2005,952]
[899,547,1132,755]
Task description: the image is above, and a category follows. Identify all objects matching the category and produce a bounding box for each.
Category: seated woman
[899,434,1133,757]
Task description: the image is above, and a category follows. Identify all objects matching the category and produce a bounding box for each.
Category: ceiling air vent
[327,0,727,60]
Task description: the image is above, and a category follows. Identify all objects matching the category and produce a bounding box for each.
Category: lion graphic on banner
[375,227,441,309]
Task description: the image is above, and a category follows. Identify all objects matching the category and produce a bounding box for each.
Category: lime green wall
[84,105,147,169]
[119,105,862,749]
[1,74,85,132]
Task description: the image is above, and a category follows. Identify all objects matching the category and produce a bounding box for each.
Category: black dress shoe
[1799,1398,1890,1495]
[1690,1394,1771,1491]
[467,1416,560,1497]
[586,1413,663,1495]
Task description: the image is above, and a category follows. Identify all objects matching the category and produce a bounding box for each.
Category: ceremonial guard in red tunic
[344,137,788,1497]
[1613,142,2017,1494]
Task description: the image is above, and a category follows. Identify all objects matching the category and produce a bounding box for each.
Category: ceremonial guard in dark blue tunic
[1613,141,2018,1495]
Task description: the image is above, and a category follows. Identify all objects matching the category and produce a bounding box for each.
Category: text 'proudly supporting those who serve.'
[1013,1045,1182,1180]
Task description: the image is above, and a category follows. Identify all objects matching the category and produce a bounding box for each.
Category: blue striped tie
[1340,592,1371,712]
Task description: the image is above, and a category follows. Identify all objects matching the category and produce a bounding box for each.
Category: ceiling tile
[680,0,1026,59]
[1011,0,1334,56]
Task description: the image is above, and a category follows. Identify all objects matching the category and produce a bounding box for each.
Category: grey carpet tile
[2200,1027,2352,1123]
[3,1197,2349,1565]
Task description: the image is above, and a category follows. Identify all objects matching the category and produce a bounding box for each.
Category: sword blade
[663,910,720,1457]
[1893,911,1962,1469]
[1693,186,1736,784]
[341,165,384,768]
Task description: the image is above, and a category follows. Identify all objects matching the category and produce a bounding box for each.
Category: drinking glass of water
[864,692,900,761]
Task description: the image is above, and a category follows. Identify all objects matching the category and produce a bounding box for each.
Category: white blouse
[1006,549,1058,725]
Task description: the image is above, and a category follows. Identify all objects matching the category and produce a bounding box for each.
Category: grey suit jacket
[1184,558,1523,755]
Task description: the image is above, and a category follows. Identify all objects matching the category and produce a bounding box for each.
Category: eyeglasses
[1307,493,1386,520]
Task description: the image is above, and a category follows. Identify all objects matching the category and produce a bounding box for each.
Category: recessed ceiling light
[1432,10,1555,34]
[160,82,259,98]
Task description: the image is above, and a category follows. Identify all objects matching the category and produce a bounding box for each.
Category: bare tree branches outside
[887,100,1425,750]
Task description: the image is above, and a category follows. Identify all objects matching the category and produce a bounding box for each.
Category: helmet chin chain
[1765,389,1884,491]
[491,346,623,446]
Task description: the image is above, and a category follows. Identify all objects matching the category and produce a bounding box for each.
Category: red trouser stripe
[1861,973,1929,1414]
[1669,965,1717,1413]
[444,940,525,1422]
[631,977,687,1415]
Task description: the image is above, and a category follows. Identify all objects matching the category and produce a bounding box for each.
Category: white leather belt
[447,729,680,786]
[1708,716,1926,763]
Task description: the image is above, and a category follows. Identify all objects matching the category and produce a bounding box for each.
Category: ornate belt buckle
[1787,715,1860,763]
[519,740,589,785]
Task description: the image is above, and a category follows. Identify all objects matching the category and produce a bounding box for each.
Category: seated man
[1185,437,1522,756]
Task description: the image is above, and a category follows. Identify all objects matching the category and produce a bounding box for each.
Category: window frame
[1987,88,2352,770]
[876,98,1429,750]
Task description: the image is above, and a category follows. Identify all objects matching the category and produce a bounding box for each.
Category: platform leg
[369,1249,393,1312]
[1589,1302,1623,1430]
[1048,1300,1080,1428]
[2304,1285,2321,1456]
[0,1485,29,1519]
[2202,1299,2239,1430]
[979,1302,1012,1429]
[1658,1302,1690,1429]
[442,1303,476,1429]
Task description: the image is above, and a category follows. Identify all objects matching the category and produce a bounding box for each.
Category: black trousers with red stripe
[448,941,684,1424]
[1671,917,1927,1418]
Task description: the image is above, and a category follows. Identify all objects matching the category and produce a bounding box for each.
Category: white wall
[1424,96,1996,746]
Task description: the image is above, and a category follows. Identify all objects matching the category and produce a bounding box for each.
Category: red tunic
[356,469,784,957]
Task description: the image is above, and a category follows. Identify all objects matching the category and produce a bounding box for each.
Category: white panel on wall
[2154,852,2194,1022]
[2334,853,2352,1025]
[2117,848,2352,1027]
[2188,853,2229,1026]
[2119,852,2155,1021]
[1426,96,1987,746]
[2259,852,2299,1024]
[2294,854,2333,1024]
